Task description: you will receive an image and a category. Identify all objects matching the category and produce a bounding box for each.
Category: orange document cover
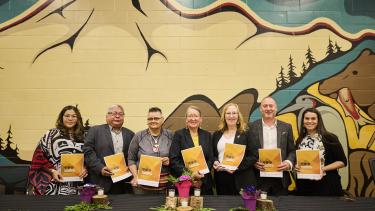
[61,153,84,182]
[259,148,282,178]
[137,155,162,187]
[221,143,246,170]
[296,149,322,179]
[181,146,209,174]
[104,152,132,183]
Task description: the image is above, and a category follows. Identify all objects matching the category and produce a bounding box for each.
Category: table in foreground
[0,195,374,211]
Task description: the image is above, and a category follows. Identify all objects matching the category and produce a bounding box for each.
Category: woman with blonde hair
[169,105,214,195]
[212,103,257,195]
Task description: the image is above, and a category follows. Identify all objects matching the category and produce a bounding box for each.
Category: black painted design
[132,0,147,17]
[33,9,94,63]
[136,23,167,70]
[236,27,268,49]
[0,125,29,164]
[36,0,76,22]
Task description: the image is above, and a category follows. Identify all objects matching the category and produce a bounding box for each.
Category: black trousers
[108,179,133,194]
[258,177,288,196]
[214,171,237,195]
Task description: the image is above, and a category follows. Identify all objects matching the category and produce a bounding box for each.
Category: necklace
[151,135,160,153]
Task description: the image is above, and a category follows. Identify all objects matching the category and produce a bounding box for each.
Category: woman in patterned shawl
[28,105,87,195]
[295,108,347,196]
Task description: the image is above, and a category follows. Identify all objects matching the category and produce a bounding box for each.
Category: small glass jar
[181,200,188,207]
[97,188,104,196]
[168,188,175,197]
[260,191,267,200]
[194,188,201,197]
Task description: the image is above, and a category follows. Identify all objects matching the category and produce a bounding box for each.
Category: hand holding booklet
[104,152,132,183]
[61,153,84,182]
[296,149,322,180]
[258,148,282,178]
[181,146,209,174]
[221,143,246,171]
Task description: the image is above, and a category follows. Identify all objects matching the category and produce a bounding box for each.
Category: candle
[97,189,104,196]
[181,200,188,207]
[260,191,267,200]
[168,189,175,197]
[194,188,201,197]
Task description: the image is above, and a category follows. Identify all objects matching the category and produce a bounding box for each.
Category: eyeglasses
[63,115,77,119]
[108,112,124,116]
[186,114,200,118]
[147,117,162,121]
[225,112,238,116]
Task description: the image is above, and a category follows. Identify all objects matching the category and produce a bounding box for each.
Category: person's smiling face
[303,111,318,134]
[225,105,239,128]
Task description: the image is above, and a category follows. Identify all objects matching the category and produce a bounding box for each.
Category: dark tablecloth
[0,195,374,211]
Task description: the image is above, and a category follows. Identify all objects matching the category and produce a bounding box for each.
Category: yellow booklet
[221,143,246,170]
[181,146,209,175]
[104,152,132,183]
[137,155,162,187]
[258,148,282,178]
[61,153,84,182]
[296,149,322,179]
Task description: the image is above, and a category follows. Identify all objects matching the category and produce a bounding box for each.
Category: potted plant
[239,185,259,211]
[168,169,193,198]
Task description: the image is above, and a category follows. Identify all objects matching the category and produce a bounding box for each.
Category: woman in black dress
[212,103,257,195]
[295,108,347,196]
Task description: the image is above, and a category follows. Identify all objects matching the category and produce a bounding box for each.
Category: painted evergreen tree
[335,41,342,53]
[84,119,90,134]
[301,62,307,76]
[276,66,287,88]
[287,55,298,83]
[0,135,4,151]
[84,119,90,128]
[326,37,335,56]
[15,144,19,154]
[5,125,15,151]
[305,46,316,68]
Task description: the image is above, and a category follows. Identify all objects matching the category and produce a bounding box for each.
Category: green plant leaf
[64,202,112,211]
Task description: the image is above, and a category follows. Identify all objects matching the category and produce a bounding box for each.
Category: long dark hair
[296,108,332,147]
[55,105,85,142]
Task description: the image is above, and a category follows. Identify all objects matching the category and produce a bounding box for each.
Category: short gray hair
[107,104,124,113]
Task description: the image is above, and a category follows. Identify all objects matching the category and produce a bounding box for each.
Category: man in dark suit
[248,96,296,196]
[83,105,135,194]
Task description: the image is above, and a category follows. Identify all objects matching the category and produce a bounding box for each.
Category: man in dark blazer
[248,96,296,196]
[83,105,134,194]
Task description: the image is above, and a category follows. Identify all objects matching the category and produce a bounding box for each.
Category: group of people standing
[27,96,347,197]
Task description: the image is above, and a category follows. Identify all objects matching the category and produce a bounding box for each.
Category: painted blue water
[0,0,38,24]
[0,154,15,165]
[174,0,375,34]
[249,39,375,121]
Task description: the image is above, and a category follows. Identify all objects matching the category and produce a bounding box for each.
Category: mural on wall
[0,0,374,196]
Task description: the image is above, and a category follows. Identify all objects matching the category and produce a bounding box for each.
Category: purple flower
[243,185,256,194]
[240,185,259,198]
[178,175,191,182]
